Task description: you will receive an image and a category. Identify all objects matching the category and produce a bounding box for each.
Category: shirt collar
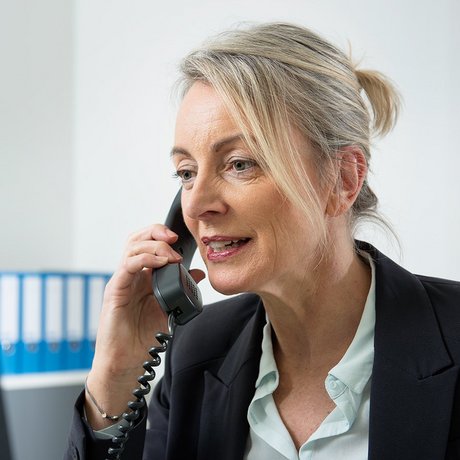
[255,319,278,388]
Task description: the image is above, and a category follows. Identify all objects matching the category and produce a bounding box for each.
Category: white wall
[2,0,459,304]
[0,0,75,270]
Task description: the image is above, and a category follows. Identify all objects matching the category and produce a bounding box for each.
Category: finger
[189,269,206,284]
[126,240,182,261]
[127,224,178,244]
[112,254,170,291]
[125,253,171,275]
[110,253,169,292]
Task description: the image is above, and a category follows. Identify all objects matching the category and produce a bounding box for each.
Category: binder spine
[0,274,20,374]
[65,275,85,370]
[21,274,43,373]
[43,275,64,371]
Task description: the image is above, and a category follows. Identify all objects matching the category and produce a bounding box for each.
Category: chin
[208,273,252,296]
[210,281,245,296]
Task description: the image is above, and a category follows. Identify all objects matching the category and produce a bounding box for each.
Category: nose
[181,174,228,221]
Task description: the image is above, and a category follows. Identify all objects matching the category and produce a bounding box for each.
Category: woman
[65,22,460,459]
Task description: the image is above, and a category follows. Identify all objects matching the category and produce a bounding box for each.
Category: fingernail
[165,228,177,238]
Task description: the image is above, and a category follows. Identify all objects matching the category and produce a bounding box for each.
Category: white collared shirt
[244,256,376,460]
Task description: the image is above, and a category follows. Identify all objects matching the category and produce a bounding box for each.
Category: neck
[258,238,371,376]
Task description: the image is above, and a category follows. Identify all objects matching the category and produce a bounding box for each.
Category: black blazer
[65,243,460,460]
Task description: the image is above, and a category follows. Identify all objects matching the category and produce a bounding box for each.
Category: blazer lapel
[197,300,266,460]
[364,243,459,460]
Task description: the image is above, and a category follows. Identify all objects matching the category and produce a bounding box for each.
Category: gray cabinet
[1,372,86,460]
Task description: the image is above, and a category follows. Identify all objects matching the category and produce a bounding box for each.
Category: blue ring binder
[0,271,111,375]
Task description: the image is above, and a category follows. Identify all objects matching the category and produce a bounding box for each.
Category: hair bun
[355,68,401,137]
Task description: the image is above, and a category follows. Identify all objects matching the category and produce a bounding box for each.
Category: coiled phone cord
[105,314,175,460]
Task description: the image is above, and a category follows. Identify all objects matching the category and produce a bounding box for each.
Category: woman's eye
[231,159,256,172]
[175,169,194,182]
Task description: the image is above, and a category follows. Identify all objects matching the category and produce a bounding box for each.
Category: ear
[326,146,367,217]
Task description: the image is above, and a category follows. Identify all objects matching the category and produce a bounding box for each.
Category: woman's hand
[85,224,204,429]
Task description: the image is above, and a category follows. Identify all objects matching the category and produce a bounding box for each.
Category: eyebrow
[170,134,246,158]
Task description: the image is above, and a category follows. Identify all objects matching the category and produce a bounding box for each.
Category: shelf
[0,369,88,390]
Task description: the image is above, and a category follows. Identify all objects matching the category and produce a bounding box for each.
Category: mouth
[201,236,251,259]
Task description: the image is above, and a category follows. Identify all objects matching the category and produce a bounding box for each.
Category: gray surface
[0,390,12,460]
[3,384,83,460]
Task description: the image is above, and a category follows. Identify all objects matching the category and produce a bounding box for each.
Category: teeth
[209,241,232,250]
[208,239,247,252]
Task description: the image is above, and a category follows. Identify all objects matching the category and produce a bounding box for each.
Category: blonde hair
[178,22,400,247]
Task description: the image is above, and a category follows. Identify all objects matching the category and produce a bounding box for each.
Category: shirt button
[326,376,345,397]
[328,379,338,390]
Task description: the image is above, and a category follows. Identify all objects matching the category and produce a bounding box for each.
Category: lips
[201,236,250,260]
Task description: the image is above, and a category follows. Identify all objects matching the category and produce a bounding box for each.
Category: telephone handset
[106,190,203,460]
[152,189,203,325]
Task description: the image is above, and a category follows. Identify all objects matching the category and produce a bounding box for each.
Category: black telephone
[152,189,203,325]
[106,190,203,460]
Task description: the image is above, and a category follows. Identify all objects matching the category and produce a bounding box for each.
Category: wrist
[84,371,140,430]
[85,378,124,422]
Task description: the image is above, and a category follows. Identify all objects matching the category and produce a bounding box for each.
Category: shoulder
[361,240,460,305]
[415,273,460,315]
[360,240,460,334]
[416,273,460,292]
[415,274,460,340]
[169,293,264,372]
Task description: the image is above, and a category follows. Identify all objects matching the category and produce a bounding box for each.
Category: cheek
[184,219,201,253]
[270,206,317,257]
[184,215,197,237]
[265,221,296,272]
